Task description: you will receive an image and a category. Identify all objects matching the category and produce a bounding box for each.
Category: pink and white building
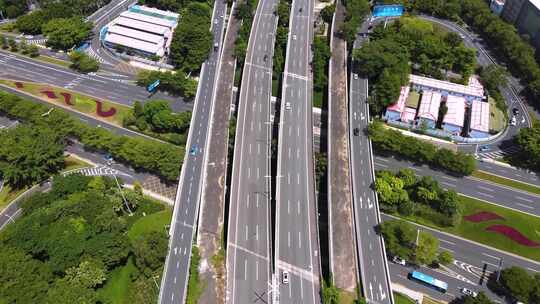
[442,95,466,134]
[417,91,441,128]
[470,99,491,138]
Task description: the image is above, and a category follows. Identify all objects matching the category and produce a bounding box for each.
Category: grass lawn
[0,79,131,125]
[35,55,71,68]
[394,292,415,304]
[422,297,444,304]
[400,195,540,261]
[338,289,358,304]
[62,155,92,173]
[98,257,138,304]
[472,170,540,195]
[313,89,323,108]
[0,184,28,211]
[406,90,420,108]
[489,96,505,133]
[127,209,172,241]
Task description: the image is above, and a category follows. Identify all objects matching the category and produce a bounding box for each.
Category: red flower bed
[94,100,116,117]
[486,224,540,247]
[464,211,505,223]
[40,90,58,99]
[60,92,74,105]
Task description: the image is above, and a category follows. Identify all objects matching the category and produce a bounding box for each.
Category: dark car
[353,127,360,136]
[512,107,519,115]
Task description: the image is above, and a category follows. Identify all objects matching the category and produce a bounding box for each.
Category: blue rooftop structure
[373,5,404,18]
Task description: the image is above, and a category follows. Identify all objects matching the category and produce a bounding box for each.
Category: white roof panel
[417,91,441,121]
[105,33,164,56]
[114,17,170,36]
[470,100,490,133]
[443,95,466,127]
[120,11,176,28]
[410,74,484,98]
[108,25,164,45]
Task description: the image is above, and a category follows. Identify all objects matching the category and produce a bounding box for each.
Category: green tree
[64,260,107,288]
[499,266,535,303]
[321,277,340,304]
[479,65,508,93]
[414,231,439,265]
[437,250,454,266]
[43,17,92,51]
[378,220,416,260]
[27,44,40,57]
[69,51,99,73]
[133,231,169,276]
[15,10,47,35]
[320,4,335,24]
[0,124,65,187]
[8,37,17,51]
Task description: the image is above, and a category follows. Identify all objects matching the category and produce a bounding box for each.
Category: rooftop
[120,11,177,29]
[406,90,420,108]
[129,5,179,21]
[108,25,165,45]
[401,107,417,123]
[105,33,164,56]
[417,91,442,121]
[113,16,171,36]
[443,95,466,127]
[470,100,490,133]
[387,86,410,113]
[410,74,484,99]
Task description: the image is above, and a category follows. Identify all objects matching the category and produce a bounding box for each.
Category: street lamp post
[113,174,133,216]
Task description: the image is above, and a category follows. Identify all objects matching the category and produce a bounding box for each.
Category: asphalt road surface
[383,214,540,303]
[373,156,540,217]
[349,21,393,304]
[275,0,321,302]
[158,1,227,303]
[0,50,191,112]
[225,0,277,302]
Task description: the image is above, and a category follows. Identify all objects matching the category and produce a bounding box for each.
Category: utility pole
[113,174,133,216]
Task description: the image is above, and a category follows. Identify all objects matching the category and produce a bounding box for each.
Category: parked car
[392,256,406,266]
[461,288,478,298]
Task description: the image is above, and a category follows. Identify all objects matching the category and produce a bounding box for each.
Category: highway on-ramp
[158,1,227,303]
[225,0,278,302]
[275,0,321,301]
[349,21,394,304]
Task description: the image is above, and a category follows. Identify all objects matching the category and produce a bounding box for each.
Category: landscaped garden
[377,169,540,261]
[0,80,130,125]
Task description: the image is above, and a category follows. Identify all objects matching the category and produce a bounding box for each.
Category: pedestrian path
[85,47,107,64]
[478,145,520,160]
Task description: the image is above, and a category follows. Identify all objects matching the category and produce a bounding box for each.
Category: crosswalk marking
[479,145,520,160]
[63,165,131,177]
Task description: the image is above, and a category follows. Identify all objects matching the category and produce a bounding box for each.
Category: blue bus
[408,271,448,293]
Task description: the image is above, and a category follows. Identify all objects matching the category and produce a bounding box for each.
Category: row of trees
[136,69,198,99]
[312,36,331,102]
[0,125,65,188]
[340,0,369,45]
[234,0,257,65]
[376,169,462,227]
[368,121,477,175]
[378,219,454,267]
[272,0,290,82]
[1,35,40,57]
[353,17,476,113]
[513,123,540,172]
[123,100,192,145]
[0,91,183,180]
[0,174,169,303]
[169,2,213,72]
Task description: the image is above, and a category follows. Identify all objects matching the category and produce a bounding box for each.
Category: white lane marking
[298,231,302,248]
[516,196,533,203]
[477,185,495,192]
[478,192,494,198]
[245,225,249,240]
[517,203,534,209]
[297,200,300,215]
[288,231,291,247]
[482,252,500,260]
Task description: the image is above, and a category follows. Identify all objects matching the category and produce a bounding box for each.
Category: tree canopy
[0,124,65,187]
[42,17,92,51]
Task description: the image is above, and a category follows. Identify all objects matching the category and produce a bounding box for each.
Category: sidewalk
[327,1,357,291]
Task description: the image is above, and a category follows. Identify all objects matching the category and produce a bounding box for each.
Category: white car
[353,73,358,80]
[282,270,289,284]
[510,116,517,126]
[285,102,291,110]
[392,256,406,266]
[461,288,478,298]
[292,35,297,40]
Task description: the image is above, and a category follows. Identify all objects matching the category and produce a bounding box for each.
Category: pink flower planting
[40,90,58,99]
[464,211,505,223]
[94,100,116,117]
[486,224,540,247]
[60,92,74,105]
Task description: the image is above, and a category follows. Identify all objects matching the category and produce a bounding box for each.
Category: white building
[102,5,179,58]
